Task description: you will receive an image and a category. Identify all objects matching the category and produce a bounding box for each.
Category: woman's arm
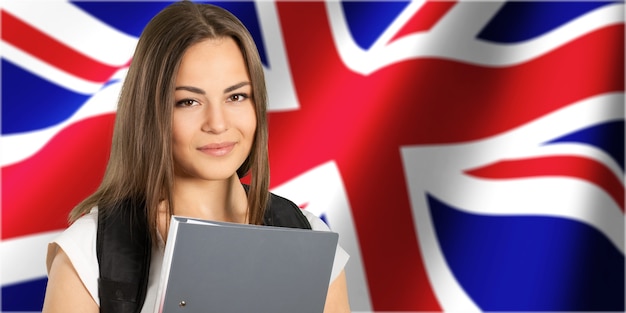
[42,248,98,313]
[323,270,351,313]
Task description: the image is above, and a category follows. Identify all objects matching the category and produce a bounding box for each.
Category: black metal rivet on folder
[179,300,186,308]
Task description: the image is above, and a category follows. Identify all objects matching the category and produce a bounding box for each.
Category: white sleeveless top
[46,208,349,313]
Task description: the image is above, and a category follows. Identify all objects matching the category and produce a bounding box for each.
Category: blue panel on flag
[478,1,616,43]
[1,277,47,311]
[428,194,625,311]
[1,60,89,135]
[341,1,410,50]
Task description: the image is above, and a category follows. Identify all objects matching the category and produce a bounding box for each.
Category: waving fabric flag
[1,1,623,312]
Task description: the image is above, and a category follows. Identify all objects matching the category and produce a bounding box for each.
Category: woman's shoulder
[47,207,99,259]
[46,207,100,304]
[300,209,332,232]
[52,208,98,245]
[299,209,350,283]
[71,207,99,226]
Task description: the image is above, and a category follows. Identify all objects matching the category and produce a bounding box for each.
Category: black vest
[96,191,311,313]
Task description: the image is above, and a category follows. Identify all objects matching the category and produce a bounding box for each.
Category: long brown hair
[69,1,270,242]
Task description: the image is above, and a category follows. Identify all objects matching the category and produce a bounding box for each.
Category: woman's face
[172,37,256,182]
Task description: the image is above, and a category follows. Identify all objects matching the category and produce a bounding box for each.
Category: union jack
[1,1,623,311]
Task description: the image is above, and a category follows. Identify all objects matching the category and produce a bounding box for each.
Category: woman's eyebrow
[224,81,250,94]
[175,86,205,95]
[175,82,250,95]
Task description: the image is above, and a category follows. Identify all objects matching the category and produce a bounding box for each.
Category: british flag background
[1,0,624,312]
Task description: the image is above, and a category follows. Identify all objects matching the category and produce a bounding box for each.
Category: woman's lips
[198,142,236,157]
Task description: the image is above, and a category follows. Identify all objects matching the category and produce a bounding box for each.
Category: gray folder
[155,216,339,313]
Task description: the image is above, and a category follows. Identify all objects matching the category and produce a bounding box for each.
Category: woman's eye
[176,99,199,107]
[227,93,249,102]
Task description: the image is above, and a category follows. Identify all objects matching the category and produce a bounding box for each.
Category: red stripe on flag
[391,1,457,42]
[1,115,115,240]
[1,10,125,83]
[465,156,625,211]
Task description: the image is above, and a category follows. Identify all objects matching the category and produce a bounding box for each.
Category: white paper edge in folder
[154,215,182,313]
[154,216,227,312]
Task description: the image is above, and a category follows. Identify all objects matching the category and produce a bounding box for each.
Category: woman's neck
[170,174,249,224]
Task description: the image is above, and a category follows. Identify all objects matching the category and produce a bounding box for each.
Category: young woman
[42,2,350,312]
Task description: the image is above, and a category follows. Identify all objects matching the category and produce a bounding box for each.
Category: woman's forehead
[175,38,250,91]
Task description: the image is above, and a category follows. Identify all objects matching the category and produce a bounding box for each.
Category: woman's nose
[201,104,227,134]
